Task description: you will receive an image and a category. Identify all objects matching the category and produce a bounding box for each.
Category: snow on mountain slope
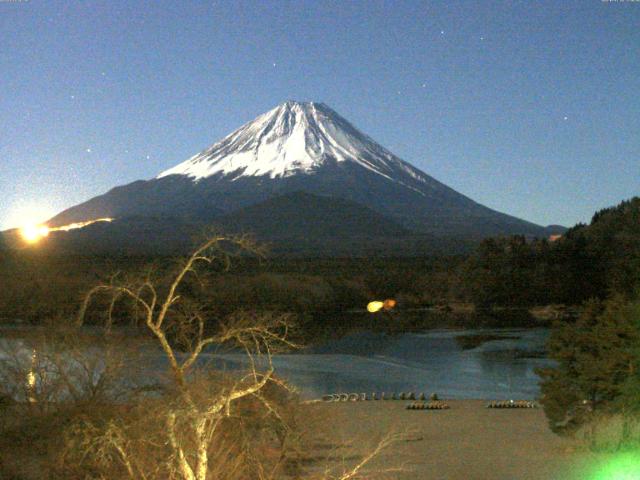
[45,100,552,243]
[157,101,429,190]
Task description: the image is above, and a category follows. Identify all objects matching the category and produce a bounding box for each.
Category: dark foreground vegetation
[533,198,640,450]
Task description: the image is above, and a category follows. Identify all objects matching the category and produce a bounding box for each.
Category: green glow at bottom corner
[586,452,640,480]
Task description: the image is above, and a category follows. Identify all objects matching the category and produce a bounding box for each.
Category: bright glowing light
[5,203,56,231]
[54,217,113,231]
[20,224,50,243]
[18,217,114,244]
[367,301,385,313]
[367,299,397,313]
[26,371,36,389]
[587,452,640,479]
[27,349,37,403]
[383,299,397,310]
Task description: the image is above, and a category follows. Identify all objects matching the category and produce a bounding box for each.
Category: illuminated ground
[302,400,622,480]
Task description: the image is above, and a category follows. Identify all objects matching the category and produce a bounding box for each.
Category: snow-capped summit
[48,101,553,247]
[157,101,426,186]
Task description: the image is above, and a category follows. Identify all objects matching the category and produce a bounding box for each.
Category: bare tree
[0,323,141,415]
[73,235,302,480]
[0,235,404,480]
[314,431,409,480]
[55,234,404,480]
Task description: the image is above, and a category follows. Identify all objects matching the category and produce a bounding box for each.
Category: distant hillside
[0,216,203,256]
[216,191,437,256]
[1,192,475,257]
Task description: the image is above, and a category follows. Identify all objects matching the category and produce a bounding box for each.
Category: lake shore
[300,399,607,480]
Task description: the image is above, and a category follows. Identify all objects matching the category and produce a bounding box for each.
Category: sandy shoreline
[300,400,609,480]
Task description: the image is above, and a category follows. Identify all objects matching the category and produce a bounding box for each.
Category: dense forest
[1,197,638,333]
[466,197,640,308]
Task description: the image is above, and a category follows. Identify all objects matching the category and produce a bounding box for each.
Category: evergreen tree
[615,297,640,447]
[538,296,640,440]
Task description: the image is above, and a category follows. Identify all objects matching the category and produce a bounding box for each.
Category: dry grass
[298,400,622,480]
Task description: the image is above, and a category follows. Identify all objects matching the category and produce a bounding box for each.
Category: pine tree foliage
[538,296,640,435]
[464,196,640,308]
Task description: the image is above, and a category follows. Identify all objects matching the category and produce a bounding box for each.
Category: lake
[0,327,553,401]
[211,328,553,400]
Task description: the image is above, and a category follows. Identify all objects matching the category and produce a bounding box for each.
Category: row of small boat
[486,400,538,408]
[406,401,450,410]
[319,394,539,409]
[321,392,435,402]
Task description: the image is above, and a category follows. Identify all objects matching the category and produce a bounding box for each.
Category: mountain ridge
[46,101,561,251]
[157,101,425,186]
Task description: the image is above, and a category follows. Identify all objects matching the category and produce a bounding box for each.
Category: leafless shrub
[313,431,409,480]
[65,235,305,480]
[0,323,143,414]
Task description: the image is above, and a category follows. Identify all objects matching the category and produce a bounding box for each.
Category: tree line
[1,198,638,331]
[464,197,640,308]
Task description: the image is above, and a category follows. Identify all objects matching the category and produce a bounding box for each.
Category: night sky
[1,0,638,230]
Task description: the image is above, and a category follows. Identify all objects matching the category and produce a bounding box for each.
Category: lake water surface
[1,327,553,401]
[214,328,553,400]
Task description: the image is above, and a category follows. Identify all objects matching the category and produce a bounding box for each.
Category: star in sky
[2,1,636,233]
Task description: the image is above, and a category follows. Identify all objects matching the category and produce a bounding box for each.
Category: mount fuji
[45,101,559,254]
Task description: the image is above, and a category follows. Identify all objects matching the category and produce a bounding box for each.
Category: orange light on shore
[367,301,385,313]
[367,299,396,313]
[383,299,396,310]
